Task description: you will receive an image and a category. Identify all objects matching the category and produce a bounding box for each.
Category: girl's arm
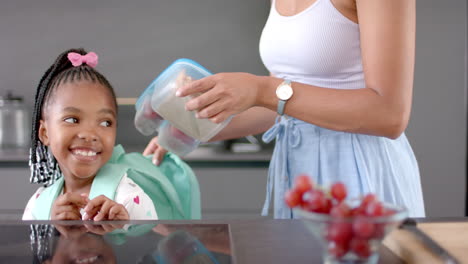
[179,0,415,139]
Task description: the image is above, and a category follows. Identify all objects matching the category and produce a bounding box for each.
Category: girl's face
[39,81,117,181]
[48,232,116,264]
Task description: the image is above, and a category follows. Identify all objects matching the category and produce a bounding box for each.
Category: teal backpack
[32,145,201,220]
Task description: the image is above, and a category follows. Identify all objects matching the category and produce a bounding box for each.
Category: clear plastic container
[135,58,231,156]
[134,96,164,136]
[157,122,199,157]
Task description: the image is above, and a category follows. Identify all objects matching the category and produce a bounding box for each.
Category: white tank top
[259,0,365,89]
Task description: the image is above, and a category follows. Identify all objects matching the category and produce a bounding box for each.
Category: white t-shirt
[22,173,158,220]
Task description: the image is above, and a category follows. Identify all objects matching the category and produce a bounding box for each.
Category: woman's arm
[209,106,277,141]
[209,71,277,141]
[264,0,415,139]
[179,0,415,139]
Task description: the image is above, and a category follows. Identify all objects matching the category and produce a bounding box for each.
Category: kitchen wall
[0,0,466,217]
[407,0,466,217]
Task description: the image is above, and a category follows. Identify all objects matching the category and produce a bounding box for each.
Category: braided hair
[30,48,117,186]
[30,224,59,263]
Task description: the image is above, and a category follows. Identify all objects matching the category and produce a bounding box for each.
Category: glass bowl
[294,201,407,264]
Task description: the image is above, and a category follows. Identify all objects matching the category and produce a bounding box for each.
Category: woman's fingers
[143,137,159,156]
[178,73,259,119]
[209,110,232,124]
[143,137,167,165]
[176,75,216,97]
[186,85,223,112]
[152,147,167,165]
[197,101,228,121]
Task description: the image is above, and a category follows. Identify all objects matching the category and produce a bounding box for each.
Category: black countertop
[0,219,408,264]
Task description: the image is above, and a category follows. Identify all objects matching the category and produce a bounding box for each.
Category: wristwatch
[276,79,293,116]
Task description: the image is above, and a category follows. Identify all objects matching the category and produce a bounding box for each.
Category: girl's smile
[70,147,100,162]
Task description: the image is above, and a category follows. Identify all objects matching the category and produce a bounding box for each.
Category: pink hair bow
[67,52,98,68]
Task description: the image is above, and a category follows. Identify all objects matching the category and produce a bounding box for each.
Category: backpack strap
[33,177,65,220]
[88,163,128,200]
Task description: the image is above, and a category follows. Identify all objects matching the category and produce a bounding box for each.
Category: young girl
[23,48,158,221]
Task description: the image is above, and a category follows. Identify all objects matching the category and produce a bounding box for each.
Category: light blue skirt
[261,116,425,219]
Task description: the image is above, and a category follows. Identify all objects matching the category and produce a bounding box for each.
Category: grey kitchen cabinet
[193,167,272,219]
[0,168,37,219]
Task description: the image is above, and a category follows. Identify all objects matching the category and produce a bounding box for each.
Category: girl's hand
[143,136,167,166]
[176,73,262,124]
[51,193,88,220]
[82,195,129,221]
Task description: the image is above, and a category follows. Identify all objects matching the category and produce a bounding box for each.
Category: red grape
[327,222,353,245]
[284,189,302,208]
[330,202,352,218]
[303,190,327,213]
[294,174,313,195]
[331,182,347,201]
[328,241,349,258]
[322,198,333,214]
[361,194,377,207]
[366,201,384,217]
[350,238,371,258]
[352,218,375,239]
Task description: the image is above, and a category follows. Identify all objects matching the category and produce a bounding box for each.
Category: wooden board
[383,222,468,264]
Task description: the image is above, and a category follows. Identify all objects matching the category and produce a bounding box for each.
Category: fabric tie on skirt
[261,116,301,217]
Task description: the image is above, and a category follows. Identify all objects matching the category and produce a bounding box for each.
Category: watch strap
[277,99,286,116]
[276,79,291,116]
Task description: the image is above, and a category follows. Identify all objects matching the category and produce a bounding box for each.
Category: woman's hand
[82,195,129,221]
[143,136,167,165]
[176,72,263,124]
[51,193,88,220]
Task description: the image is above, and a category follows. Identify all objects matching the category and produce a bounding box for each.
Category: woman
[145,0,425,218]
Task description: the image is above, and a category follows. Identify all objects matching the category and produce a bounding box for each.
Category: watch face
[276,84,293,100]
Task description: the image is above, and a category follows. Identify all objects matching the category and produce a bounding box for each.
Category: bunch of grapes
[285,175,397,259]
